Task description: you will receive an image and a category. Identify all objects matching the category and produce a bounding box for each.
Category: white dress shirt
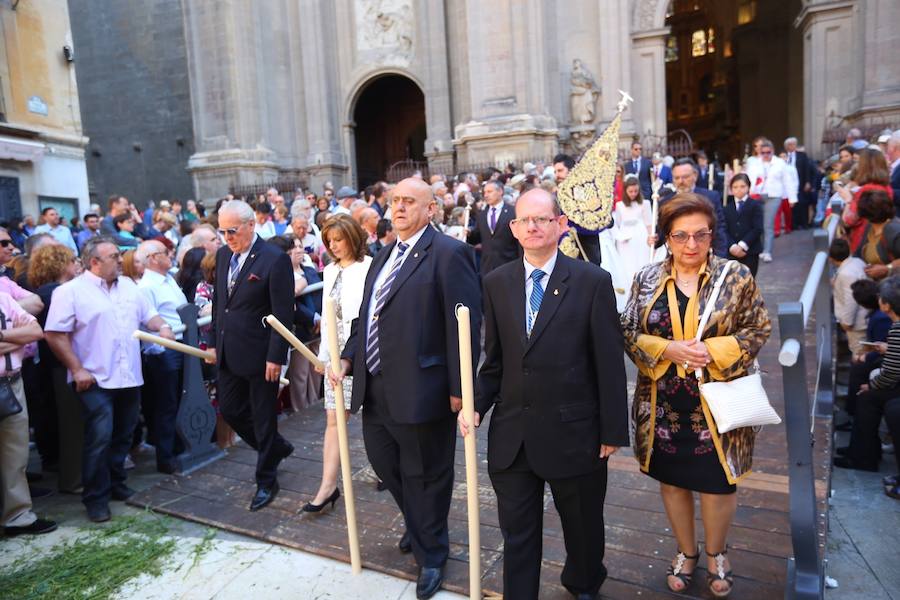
[523,252,557,334]
[366,224,429,333]
[318,256,372,364]
[745,156,797,203]
[138,269,188,354]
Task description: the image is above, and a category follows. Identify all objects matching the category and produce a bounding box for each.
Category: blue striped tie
[528,269,546,336]
[365,242,409,374]
[228,253,240,295]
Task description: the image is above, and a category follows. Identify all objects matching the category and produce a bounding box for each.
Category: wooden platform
[130,231,830,599]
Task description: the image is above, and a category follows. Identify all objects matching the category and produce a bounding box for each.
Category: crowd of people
[0,124,897,599]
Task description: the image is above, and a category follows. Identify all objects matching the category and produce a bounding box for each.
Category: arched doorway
[353,75,426,188]
[663,0,803,160]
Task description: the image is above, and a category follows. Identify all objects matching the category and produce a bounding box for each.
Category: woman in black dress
[621,194,771,597]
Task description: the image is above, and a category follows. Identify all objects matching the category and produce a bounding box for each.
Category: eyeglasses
[217,226,241,237]
[0,240,12,248]
[668,230,713,245]
[99,252,121,262]
[760,150,773,156]
[510,216,556,228]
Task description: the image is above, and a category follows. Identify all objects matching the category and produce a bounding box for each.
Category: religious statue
[570,59,600,125]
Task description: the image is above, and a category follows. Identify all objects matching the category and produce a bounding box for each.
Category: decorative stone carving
[634,0,662,31]
[570,59,600,125]
[356,0,413,60]
[569,125,598,155]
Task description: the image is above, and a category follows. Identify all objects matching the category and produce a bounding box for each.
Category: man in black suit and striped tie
[333,178,481,599]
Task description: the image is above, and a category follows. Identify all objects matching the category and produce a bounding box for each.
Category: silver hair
[81,236,118,266]
[134,239,165,263]
[784,136,798,147]
[218,200,254,222]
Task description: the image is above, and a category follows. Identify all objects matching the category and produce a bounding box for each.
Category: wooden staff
[324,297,362,574]
[463,205,471,232]
[649,178,662,263]
[263,315,325,371]
[455,304,481,600]
[708,160,715,191]
[135,330,289,386]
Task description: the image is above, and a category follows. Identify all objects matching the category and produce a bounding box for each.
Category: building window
[691,29,707,57]
[665,36,679,62]
[738,0,757,25]
[707,28,716,54]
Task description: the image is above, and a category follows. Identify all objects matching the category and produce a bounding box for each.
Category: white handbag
[694,261,781,434]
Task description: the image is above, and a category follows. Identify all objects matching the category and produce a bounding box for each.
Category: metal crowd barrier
[777,215,839,600]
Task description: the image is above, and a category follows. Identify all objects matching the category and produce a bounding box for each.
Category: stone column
[630,27,669,141]
[420,0,455,176]
[859,0,900,117]
[795,1,858,158]
[297,0,347,191]
[454,0,557,165]
[182,0,279,200]
[597,0,636,138]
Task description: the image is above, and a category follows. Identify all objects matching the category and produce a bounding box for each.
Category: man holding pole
[332,177,481,599]
[45,237,175,523]
[458,189,629,600]
[207,200,295,512]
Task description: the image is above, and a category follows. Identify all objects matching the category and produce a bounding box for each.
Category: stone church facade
[70,0,900,203]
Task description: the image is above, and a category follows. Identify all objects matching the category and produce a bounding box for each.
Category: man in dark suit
[333,178,481,599]
[459,188,628,600]
[784,137,815,229]
[723,174,764,276]
[368,218,394,256]
[207,200,295,511]
[668,158,729,258]
[624,141,653,198]
[467,180,519,275]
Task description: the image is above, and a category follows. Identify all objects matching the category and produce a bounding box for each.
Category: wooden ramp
[130,232,830,599]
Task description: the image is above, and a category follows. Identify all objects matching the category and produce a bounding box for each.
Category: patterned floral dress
[646,286,734,493]
[323,269,352,410]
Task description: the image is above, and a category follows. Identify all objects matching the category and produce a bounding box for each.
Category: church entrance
[663,0,803,161]
[353,74,426,188]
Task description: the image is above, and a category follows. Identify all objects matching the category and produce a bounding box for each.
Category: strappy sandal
[665,547,699,592]
[706,548,734,598]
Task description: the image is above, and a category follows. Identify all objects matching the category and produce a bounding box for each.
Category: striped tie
[365,241,409,374]
[228,253,240,295]
[528,269,546,336]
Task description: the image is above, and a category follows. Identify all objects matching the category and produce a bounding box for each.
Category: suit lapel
[226,237,265,305]
[495,205,512,237]
[507,260,528,347]
[379,226,434,310]
[525,253,569,354]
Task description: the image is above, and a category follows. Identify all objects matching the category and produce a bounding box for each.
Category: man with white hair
[784,136,815,229]
[847,127,868,150]
[136,239,187,474]
[207,200,295,511]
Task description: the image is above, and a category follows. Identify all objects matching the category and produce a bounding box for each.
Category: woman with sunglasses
[621,193,771,598]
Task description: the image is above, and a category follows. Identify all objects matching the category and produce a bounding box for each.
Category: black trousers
[849,385,900,466]
[218,368,289,487]
[143,349,184,469]
[489,444,609,600]
[362,372,456,568]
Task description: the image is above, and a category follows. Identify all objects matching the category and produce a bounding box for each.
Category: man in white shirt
[33,207,78,253]
[136,240,188,474]
[829,238,868,351]
[745,138,797,263]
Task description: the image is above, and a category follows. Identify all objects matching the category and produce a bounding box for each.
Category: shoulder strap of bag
[0,309,11,372]
[694,261,735,380]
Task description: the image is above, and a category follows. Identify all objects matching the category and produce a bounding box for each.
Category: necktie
[634,159,639,172]
[228,252,240,295]
[365,241,410,374]
[489,207,497,233]
[527,269,546,336]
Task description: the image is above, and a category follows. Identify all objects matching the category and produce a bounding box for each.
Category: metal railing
[777,214,839,600]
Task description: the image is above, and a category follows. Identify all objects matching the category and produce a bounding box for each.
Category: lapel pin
[414,252,419,258]
[553,289,559,295]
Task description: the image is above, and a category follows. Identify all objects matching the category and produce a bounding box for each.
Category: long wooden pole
[134,330,289,386]
[264,314,325,371]
[455,304,481,600]
[323,297,362,575]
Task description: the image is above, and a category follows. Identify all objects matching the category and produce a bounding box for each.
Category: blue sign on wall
[27,96,48,116]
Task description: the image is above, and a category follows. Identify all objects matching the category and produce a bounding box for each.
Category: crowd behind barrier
[1,125,898,600]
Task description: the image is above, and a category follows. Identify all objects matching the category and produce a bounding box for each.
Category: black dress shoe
[87,506,111,523]
[250,482,280,511]
[376,479,388,492]
[111,486,136,501]
[398,531,412,553]
[416,566,444,599]
[833,456,879,472]
[157,462,178,475]
[4,518,58,536]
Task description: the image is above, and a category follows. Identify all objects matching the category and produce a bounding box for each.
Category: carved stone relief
[356,0,414,62]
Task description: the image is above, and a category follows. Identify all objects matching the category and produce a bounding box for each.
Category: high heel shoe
[302,488,340,514]
[706,548,734,598]
[665,547,699,592]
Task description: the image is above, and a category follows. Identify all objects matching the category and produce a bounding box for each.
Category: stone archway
[351,74,426,188]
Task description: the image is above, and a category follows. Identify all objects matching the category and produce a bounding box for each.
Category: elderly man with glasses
[206,200,295,512]
[45,236,175,523]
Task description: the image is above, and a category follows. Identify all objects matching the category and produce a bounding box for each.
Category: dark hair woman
[839,148,894,253]
[621,193,771,597]
[177,247,207,303]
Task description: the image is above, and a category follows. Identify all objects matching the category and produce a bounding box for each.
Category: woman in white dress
[305,214,372,513]
[613,174,653,287]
